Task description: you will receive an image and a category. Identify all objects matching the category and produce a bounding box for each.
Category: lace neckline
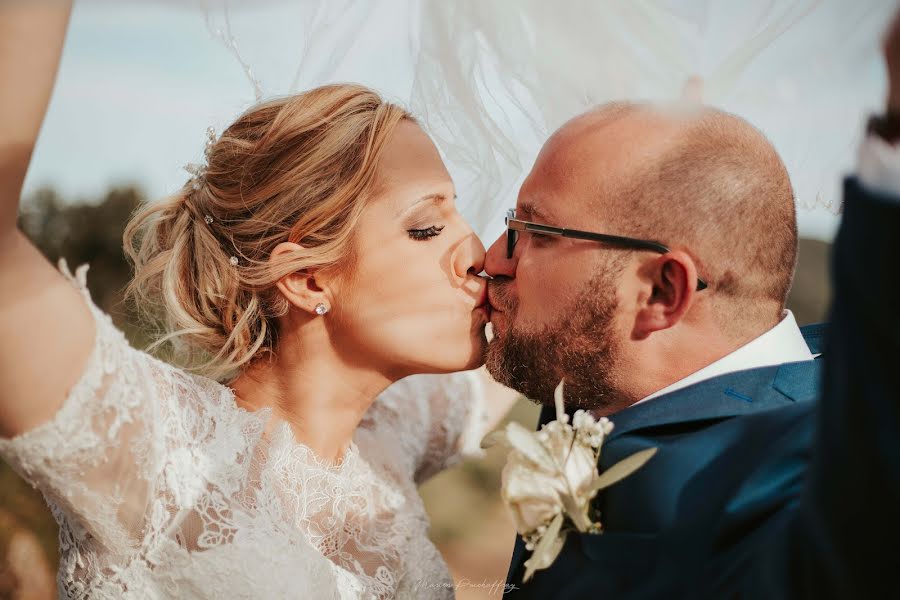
[222,384,360,472]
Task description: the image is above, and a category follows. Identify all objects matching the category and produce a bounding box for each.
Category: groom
[484,17,900,600]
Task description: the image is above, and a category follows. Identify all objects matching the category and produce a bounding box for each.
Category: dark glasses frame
[505,208,709,291]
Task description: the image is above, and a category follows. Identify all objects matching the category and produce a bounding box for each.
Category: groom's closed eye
[527,231,559,248]
[529,232,556,246]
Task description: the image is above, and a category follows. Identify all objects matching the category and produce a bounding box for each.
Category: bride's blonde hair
[123,84,412,382]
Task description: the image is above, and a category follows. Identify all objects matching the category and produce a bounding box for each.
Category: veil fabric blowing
[200,0,895,242]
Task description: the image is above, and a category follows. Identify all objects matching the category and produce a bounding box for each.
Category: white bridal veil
[201,0,895,242]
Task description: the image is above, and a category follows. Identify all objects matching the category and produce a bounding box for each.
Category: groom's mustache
[487,277,516,313]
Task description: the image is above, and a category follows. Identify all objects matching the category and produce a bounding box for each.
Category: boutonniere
[482,381,657,582]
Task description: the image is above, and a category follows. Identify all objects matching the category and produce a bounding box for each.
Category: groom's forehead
[522,119,680,219]
[544,109,680,177]
[518,156,612,225]
[518,149,596,223]
[516,190,586,228]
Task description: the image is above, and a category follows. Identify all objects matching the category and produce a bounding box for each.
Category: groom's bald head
[545,102,797,332]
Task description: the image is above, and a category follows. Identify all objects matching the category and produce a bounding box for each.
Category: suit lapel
[507,353,824,584]
[607,359,822,441]
[607,322,824,439]
[531,359,822,442]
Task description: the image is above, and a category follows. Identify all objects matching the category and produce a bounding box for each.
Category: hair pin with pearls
[184,126,218,192]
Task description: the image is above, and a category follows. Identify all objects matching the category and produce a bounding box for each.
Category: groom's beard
[486,271,623,413]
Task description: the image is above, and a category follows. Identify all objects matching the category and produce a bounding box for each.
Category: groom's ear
[632,250,699,339]
[270,242,333,316]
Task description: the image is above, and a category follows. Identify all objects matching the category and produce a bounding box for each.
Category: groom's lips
[486,287,503,313]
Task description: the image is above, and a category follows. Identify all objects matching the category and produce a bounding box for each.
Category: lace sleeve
[0,260,205,557]
[375,370,490,484]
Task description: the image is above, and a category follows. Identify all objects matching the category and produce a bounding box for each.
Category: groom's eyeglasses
[505,208,709,291]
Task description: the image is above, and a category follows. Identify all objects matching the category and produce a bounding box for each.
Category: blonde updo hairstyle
[124,84,412,383]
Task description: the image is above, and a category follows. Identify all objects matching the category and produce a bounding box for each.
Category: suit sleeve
[742,177,900,599]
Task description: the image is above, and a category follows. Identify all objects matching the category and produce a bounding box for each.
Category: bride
[0,3,515,598]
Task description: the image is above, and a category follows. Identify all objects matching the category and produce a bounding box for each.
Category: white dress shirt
[635,310,814,405]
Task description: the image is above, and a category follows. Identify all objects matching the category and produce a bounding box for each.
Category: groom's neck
[619,321,755,405]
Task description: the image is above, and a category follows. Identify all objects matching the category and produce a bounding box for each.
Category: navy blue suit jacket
[504,178,900,599]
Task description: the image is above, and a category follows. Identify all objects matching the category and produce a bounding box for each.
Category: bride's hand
[0,0,72,227]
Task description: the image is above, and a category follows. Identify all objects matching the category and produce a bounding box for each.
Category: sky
[22,0,894,243]
[24,2,257,206]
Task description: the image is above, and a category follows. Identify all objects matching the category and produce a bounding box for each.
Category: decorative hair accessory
[184,126,218,191]
[229,256,239,266]
[314,303,329,316]
[204,215,214,225]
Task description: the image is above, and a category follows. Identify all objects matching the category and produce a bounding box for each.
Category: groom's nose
[484,233,515,278]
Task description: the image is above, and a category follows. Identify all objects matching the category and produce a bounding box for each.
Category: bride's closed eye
[407,225,445,240]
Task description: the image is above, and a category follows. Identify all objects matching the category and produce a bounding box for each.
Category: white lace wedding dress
[0,262,491,600]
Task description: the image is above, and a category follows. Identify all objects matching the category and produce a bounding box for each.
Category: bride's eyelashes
[407,225,445,241]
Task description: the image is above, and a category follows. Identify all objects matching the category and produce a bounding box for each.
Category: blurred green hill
[1,187,834,598]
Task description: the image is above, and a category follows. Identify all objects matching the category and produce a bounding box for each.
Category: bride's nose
[450,231,486,283]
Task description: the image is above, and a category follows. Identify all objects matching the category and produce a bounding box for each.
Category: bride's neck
[228,339,393,464]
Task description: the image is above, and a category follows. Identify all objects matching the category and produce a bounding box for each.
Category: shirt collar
[635,310,814,406]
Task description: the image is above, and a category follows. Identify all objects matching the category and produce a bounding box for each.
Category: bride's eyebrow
[396,193,454,217]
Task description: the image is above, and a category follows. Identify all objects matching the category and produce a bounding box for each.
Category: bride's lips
[474,281,490,312]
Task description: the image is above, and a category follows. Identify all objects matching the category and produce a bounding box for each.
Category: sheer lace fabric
[0,261,490,599]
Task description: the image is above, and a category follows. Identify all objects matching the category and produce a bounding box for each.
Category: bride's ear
[269,242,332,316]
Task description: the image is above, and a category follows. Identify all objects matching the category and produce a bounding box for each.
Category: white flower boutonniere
[482,381,657,582]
